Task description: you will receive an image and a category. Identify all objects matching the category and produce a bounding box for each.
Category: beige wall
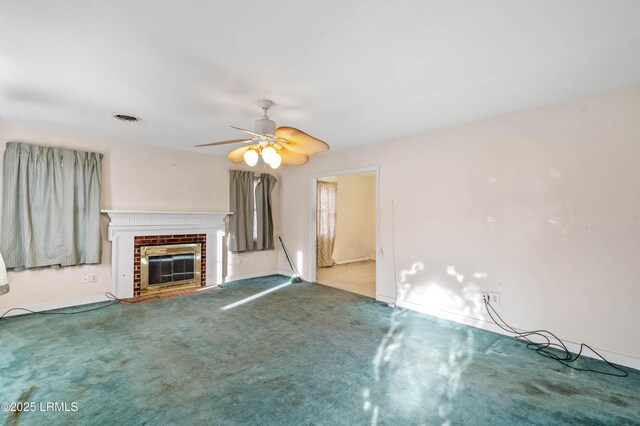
[279,85,640,361]
[0,123,279,310]
[322,174,376,263]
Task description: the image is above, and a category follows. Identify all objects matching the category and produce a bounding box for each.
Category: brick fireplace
[134,234,207,296]
[102,211,230,299]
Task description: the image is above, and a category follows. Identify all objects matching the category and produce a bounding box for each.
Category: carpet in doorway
[317,260,376,298]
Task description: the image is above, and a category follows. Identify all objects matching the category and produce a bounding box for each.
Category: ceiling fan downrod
[255,99,276,136]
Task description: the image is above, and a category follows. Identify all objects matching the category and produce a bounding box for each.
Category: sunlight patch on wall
[396,264,486,322]
[296,251,304,277]
[364,261,478,425]
[446,265,464,283]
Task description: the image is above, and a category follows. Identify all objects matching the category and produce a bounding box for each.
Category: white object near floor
[102,211,231,298]
[0,250,8,295]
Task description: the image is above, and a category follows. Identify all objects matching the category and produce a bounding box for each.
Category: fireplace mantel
[102,210,231,298]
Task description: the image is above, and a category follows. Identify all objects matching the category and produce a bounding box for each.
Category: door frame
[309,165,380,297]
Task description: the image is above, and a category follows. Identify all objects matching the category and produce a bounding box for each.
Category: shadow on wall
[363,261,488,425]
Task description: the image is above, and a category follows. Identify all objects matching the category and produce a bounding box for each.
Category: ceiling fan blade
[194,139,252,147]
[278,146,309,165]
[227,145,252,163]
[230,126,288,144]
[274,127,330,155]
[230,126,275,141]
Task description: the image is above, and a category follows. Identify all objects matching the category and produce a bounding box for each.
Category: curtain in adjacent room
[316,180,337,268]
[228,170,255,252]
[255,173,277,251]
[0,142,103,270]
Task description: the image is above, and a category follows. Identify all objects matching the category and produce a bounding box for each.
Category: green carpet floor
[1,275,639,425]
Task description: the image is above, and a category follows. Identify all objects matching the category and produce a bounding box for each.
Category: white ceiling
[1,1,640,155]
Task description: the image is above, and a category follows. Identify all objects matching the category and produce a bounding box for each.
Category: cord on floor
[483,299,628,377]
[0,292,123,320]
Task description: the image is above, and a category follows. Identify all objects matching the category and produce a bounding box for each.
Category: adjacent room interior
[315,172,377,298]
[1,2,640,424]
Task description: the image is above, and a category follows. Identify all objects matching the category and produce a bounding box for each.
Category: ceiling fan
[195,99,330,168]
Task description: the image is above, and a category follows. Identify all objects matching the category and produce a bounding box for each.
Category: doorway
[311,169,378,298]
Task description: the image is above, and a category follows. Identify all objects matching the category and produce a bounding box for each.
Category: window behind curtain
[228,170,277,253]
[0,142,103,270]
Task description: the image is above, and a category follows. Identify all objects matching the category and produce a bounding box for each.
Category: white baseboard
[0,269,291,318]
[375,294,640,371]
[2,272,293,318]
[334,257,374,265]
[224,270,285,283]
[0,293,112,319]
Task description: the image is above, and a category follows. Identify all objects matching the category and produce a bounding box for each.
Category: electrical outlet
[481,292,490,303]
[90,274,98,283]
[490,291,500,305]
[81,274,89,284]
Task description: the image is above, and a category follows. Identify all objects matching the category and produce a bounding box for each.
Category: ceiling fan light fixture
[196,99,330,168]
[261,145,277,164]
[269,152,282,169]
[243,149,259,167]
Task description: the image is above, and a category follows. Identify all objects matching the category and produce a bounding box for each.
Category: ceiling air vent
[112,113,139,122]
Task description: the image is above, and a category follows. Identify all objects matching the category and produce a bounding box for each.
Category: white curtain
[0,142,103,270]
[316,180,337,268]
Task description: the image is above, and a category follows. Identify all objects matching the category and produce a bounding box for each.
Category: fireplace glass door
[140,243,201,291]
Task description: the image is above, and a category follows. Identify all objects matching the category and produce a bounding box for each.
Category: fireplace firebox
[140,243,202,292]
